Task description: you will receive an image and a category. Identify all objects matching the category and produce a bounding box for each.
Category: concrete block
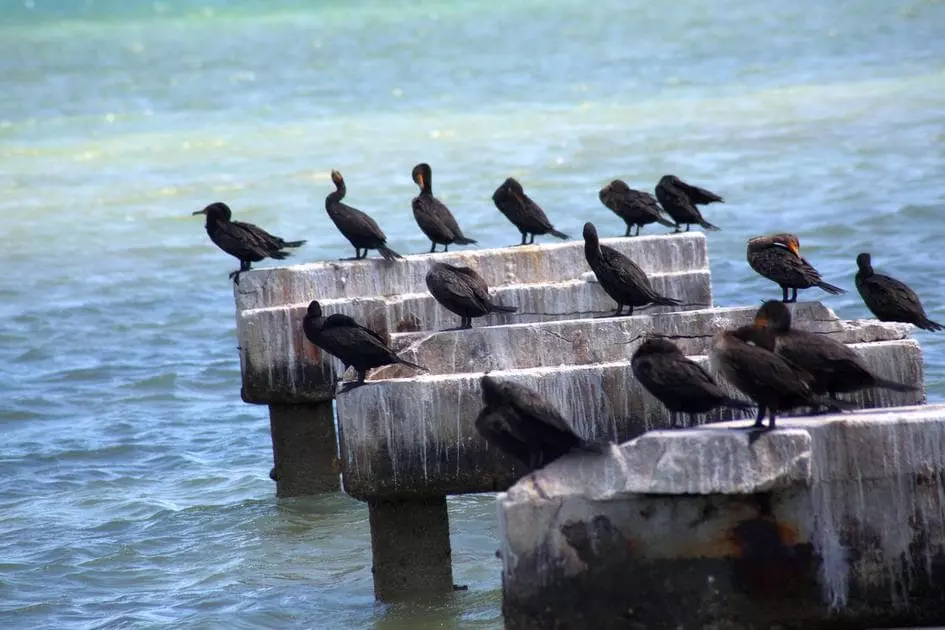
[498,406,945,629]
[267,402,340,497]
[233,232,709,311]
[336,339,925,500]
[237,270,712,404]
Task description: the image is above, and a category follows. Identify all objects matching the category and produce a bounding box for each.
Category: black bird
[425,262,518,329]
[631,338,753,423]
[654,175,722,232]
[855,253,943,331]
[301,300,424,390]
[411,163,477,253]
[491,177,569,245]
[583,222,682,317]
[192,201,305,284]
[754,300,918,399]
[711,325,852,429]
[326,169,402,261]
[598,179,676,237]
[747,233,845,303]
[474,375,603,471]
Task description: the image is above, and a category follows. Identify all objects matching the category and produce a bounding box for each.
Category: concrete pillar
[368,497,454,601]
[268,402,339,497]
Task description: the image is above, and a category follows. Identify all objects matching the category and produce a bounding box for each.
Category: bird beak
[755,315,768,328]
[416,173,425,189]
[786,240,800,257]
[192,209,206,215]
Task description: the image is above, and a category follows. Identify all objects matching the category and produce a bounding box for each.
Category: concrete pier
[497,406,945,629]
[230,230,933,608]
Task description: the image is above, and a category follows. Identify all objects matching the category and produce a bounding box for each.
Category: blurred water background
[1,0,943,627]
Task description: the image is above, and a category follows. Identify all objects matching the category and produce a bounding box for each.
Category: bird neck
[326,183,346,208]
[584,237,601,260]
[857,263,873,278]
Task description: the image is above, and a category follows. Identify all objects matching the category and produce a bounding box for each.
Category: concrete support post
[268,402,339,497]
[368,496,454,601]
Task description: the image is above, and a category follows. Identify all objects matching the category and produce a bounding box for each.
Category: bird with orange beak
[746,232,845,303]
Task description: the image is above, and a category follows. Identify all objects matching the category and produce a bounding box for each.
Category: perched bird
[654,175,722,232]
[754,300,917,399]
[425,262,518,329]
[583,222,682,317]
[325,169,402,261]
[491,177,569,245]
[301,300,424,390]
[410,163,477,253]
[598,179,675,237]
[711,325,852,429]
[474,375,604,471]
[747,233,845,303]
[192,201,305,284]
[855,253,943,331]
[631,337,753,423]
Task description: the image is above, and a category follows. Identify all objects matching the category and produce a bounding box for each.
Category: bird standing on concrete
[583,222,682,317]
[598,179,675,237]
[710,324,852,429]
[302,300,424,391]
[411,163,477,253]
[631,337,753,424]
[654,175,723,232]
[491,177,569,245]
[425,262,517,329]
[326,169,402,261]
[747,233,845,303]
[192,201,306,284]
[474,375,604,471]
[855,253,943,331]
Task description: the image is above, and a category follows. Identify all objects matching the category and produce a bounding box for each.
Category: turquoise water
[1,0,944,627]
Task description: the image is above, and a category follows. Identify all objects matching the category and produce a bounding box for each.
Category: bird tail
[269,251,291,260]
[378,245,403,261]
[871,377,919,393]
[488,303,518,314]
[656,216,677,228]
[282,239,306,248]
[396,357,427,372]
[817,281,846,295]
[699,219,721,231]
[652,294,683,307]
[549,228,569,240]
[453,236,477,245]
[918,318,945,332]
[721,397,754,411]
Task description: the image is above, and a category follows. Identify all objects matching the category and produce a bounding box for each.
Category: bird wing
[635,354,726,399]
[332,202,387,241]
[598,245,657,294]
[231,220,285,250]
[730,341,814,395]
[677,181,724,204]
[412,195,459,240]
[510,190,554,231]
[655,181,695,213]
[865,274,925,317]
[502,381,575,435]
[209,221,269,260]
[432,267,491,311]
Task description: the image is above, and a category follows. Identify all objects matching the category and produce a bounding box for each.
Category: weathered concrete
[497,406,945,629]
[337,338,925,500]
[368,497,454,600]
[238,270,711,404]
[234,232,708,311]
[268,402,339,497]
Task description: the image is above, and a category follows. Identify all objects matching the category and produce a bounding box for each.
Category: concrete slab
[336,339,925,500]
[498,405,945,629]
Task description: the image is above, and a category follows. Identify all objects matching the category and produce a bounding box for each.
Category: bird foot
[229,270,241,285]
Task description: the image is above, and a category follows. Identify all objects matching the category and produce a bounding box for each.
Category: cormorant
[711,325,852,429]
[491,177,569,245]
[326,170,402,261]
[598,179,676,237]
[747,233,845,303]
[855,253,943,331]
[754,300,917,399]
[474,375,603,471]
[301,300,424,390]
[411,163,477,253]
[583,222,682,317]
[631,338,753,422]
[425,262,518,329]
[654,175,722,232]
[192,201,305,284]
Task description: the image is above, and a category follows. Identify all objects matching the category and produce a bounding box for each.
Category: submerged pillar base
[268,402,339,497]
[368,496,454,601]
